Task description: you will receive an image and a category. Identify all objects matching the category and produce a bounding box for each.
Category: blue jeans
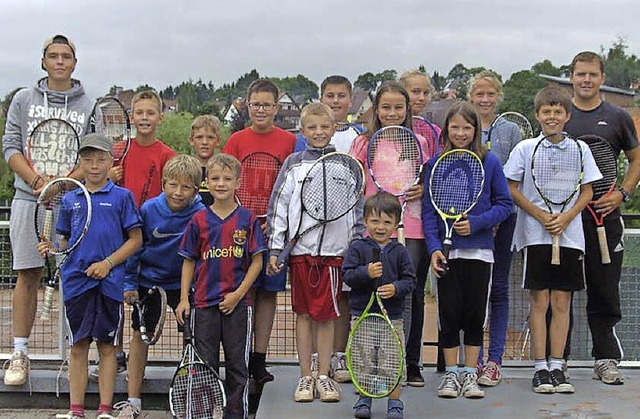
[479,213,516,365]
[402,238,429,368]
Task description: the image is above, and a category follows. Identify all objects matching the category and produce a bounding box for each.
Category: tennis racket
[37,178,92,321]
[132,286,168,345]
[346,246,403,398]
[276,152,364,266]
[139,162,156,206]
[169,321,226,419]
[368,126,425,245]
[412,116,440,158]
[428,149,485,266]
[487,112,533,150]
[90,96,131,162]
[236,152,282,219]
[580,134,617,264]
[26,118,80,178]
[531,133,584,265]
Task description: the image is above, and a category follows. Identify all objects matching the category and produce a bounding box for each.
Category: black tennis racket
[26,118,80,179]
[132,286,168,345]
[580,135,617,264]
[236,152,282,219]
[90,96,131,162]
[531,133,584,265]
[367,126,425,245]
[346,246,403,398]
[139,162,156,206]
[169,321,226,419]
[412,116,440,158]
[428,149,485,266]
[276,152,364,266]
[37,178,92,321]
[487,112,533,150]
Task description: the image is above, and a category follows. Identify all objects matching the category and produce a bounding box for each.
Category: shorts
[290,255,342,322]
[523,245,585,291]
[253,252,287,292]
[9,199,45,270]
[350,317,406,381]
[131,286,183,333]
[64,286,123,346]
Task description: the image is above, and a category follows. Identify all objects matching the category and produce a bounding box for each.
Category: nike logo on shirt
[152,227,182,239]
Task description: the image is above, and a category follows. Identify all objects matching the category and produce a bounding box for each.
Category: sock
[445,365,457,374]
[70,403,84,417]
[534,359,549,372]
[549,357,565,372]
[128,397,142,410]
[13,337,28,354]
[335,351,345,358]
[97,403,111,415]
[461,366,476,376]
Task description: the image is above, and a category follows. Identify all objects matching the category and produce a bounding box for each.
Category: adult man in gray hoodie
[2,34,93,386]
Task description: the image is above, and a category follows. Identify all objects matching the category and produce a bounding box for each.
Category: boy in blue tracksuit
[116,155,205,417]
[343,191,416,419]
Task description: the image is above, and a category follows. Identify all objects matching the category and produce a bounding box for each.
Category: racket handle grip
[551,235,561,265]
[441,239,452,273]
[596,226,611,264]
[183,320,192,342]
[40,285,55,321]
[276,240,297,267]
[397,227,405,245]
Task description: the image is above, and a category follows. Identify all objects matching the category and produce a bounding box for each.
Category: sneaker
[311,353,319,379]
[478,361,502,387]
[353,396,372,419]
[293,375,315,402]
[437,371,461,398]
[549,368,574,393]
[593,359,624,385]
[250,352,274,385]
[331,353,351,383]
[113,401,141,418]
[316,375,341,402]
[532,369,555,394]
[563,362,570,379]
[461,372,485,399]
[386,399,404,419]
[406,365,425,387]
[3,350,30,386]
[96,414,115,419]
[55,412,84,419]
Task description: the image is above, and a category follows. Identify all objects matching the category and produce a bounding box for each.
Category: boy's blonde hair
[300,103,335,127]
[190,114,222,138]
[131,90,163,112]
[163,155,201,188]
[206,153,241,179]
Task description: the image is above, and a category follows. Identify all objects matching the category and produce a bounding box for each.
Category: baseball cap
[79,133,113,154]
[42,34,76,57]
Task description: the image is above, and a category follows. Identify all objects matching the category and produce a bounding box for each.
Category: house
[349,88,373,125]
[275,92,301,131]
[540,74,636,108]
[223,98,245,125]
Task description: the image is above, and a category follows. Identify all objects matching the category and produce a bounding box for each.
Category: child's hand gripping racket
[428,149,485,272]
[531,133,584,265]
[367,125,425,245]
[346,246,404,398]
[131,286,168,345]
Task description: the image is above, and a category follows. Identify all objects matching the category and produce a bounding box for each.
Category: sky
[0,0,638,99]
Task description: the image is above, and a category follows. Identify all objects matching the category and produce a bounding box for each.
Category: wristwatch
[617,186,632,203]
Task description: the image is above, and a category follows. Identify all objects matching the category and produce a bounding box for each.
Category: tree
[271,74,319,104]
[430,71,446,96]
[156,112,195,154]
[601,37,640,90]
[0,114,15,203]
[354,72,377,91]
[531,59,562,77]
[500,70,547,128]
[135,84,155,93]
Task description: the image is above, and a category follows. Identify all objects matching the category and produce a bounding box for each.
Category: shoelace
[113,400,140,416]
[4,352,32,395]
[298,377,313,392]
[483,363,498,377]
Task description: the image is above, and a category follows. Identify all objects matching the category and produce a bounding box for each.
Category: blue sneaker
[354,396,371,419]
[387,399,404,419]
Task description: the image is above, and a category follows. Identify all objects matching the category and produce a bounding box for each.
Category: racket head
[300,152,365,222]
[347,312,403,398]
[429,148,485,220]
[90,96,131,161]
[138,286,167,346]
[412,116,440,158]
[27,118,80,177]
[367,125,424,196]
[35,178,92,256]
[579,134,617,200]
[489,112,534,144]
[531,133,584,207]
[236,152,282,218]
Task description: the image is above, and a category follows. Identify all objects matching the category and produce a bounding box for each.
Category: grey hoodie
[2,77,94,200]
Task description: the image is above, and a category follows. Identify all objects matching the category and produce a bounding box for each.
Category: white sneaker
[593,359,624,385]
[310,353,319,379]
[437,371,461,398]
[461,372,485,398]
[55,412,83,419]
[316,375,341,402]
[331,353,351,383]
[294,375,315,402]
[3,350,29,386]
[113,400,141,418]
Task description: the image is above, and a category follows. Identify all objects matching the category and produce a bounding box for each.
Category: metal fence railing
[1,218,639,365]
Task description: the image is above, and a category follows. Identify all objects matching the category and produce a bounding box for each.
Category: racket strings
[29,120,79,176]
[412,117,438,158]
[237,155,281,216]
[96,102,128,139]
[369,129,421,194]
[302,156,363,221]
[584,139,617,199]
[171,362,225,418]
[430,152,483,215]
[350,316,402,396]
[498,114,534,140]
[533,141,583,204]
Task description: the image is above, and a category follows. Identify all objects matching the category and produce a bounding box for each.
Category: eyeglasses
[248,103,276,111]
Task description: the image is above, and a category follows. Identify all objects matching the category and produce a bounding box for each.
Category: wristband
[30,175,43,189]
[105,257,115,268]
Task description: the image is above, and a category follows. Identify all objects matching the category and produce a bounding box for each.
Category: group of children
[2,34,627,419]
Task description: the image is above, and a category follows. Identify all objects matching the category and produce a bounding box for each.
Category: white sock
[534,359,548,372]
[128,397,142,410]
[549,358,565,372]
[13,337,28,355]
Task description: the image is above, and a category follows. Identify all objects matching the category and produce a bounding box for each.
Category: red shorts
[289,255,343,322]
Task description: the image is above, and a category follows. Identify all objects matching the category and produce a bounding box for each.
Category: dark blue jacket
[422,151,513,255]
[342,238,416,320]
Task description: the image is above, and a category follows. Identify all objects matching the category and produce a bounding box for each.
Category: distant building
[222,92,302,132]
[540,74,636,108]
[349,88,373,127]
